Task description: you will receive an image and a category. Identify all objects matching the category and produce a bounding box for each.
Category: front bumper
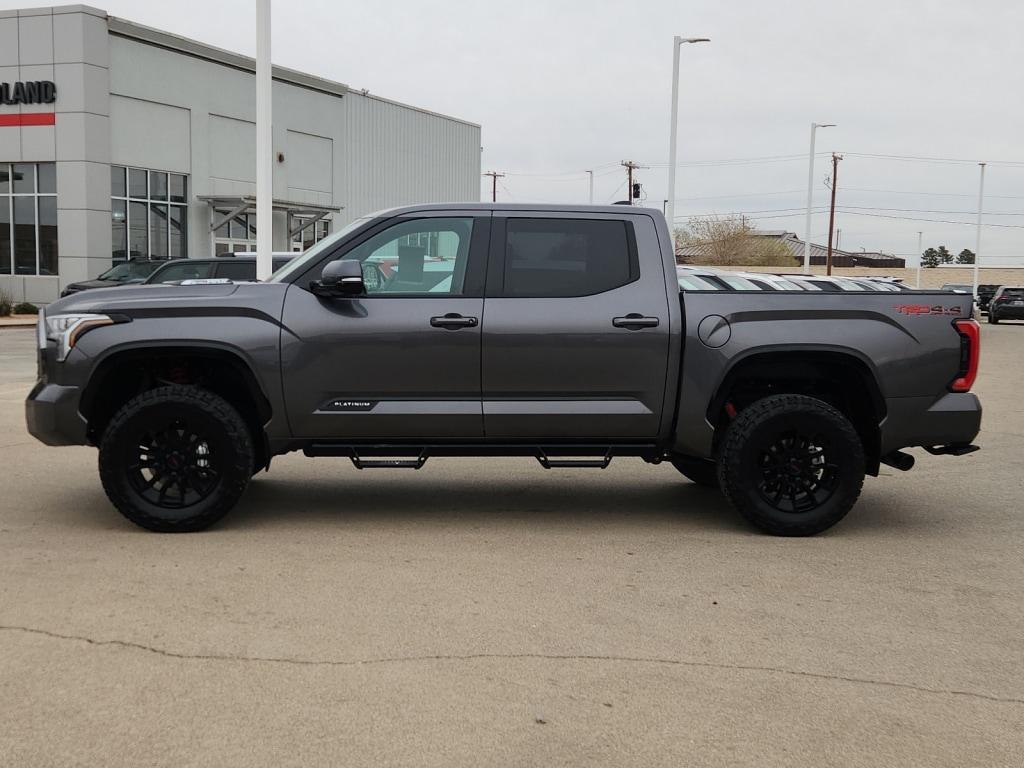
[25,379,88,446]
[880,392,982,455]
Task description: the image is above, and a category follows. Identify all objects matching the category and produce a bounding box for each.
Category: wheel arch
[707,347,886,475]
[80,344,273,469]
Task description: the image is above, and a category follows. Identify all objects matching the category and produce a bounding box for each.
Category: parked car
[940,283,973,294]
[143,255,296,285]
[976,284,1001,314]
[28,204,981,536]
[60,259,163,297]
[987,286,1024,324]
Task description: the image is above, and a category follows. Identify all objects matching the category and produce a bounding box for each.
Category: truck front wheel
[717,394,865,536]
[98,385,254,532]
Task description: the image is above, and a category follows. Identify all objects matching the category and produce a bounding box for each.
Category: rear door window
[503,218,638,297]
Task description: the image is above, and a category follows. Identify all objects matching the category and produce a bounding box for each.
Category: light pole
[803,122,834,272]
[921,230,929,290]
[586,170,594,204]
[665,36,710,243]
[972,162,986,306]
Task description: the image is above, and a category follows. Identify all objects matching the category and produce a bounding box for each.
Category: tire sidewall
[720,396,865,536]
[99,387,253,532]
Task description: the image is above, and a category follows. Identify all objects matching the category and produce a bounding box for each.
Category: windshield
[269,216,375,282]
[97,261,155,281]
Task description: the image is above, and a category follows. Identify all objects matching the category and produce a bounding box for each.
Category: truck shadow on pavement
[209,472,911,537]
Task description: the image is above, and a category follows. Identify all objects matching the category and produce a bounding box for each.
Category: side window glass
[152,262,214,282]
[327,217,474,296]
[504,218,638,298]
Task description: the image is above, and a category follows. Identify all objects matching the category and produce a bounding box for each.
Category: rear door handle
[612,314,660,329]
[430,313,478,329]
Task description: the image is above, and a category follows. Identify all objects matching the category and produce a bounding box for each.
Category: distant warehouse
[0,5,481,304]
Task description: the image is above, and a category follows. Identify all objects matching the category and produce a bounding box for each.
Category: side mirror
[312,259,365,297]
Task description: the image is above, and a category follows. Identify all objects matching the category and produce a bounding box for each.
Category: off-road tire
[670,456,720,489]
[718,394,865,536]
[99,385,254,532]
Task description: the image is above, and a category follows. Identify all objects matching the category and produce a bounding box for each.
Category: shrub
[0,288,12,317]
[13,302,39,315]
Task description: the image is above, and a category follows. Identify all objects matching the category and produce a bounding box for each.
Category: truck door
[481,213,672,439]
[280,214,490,439]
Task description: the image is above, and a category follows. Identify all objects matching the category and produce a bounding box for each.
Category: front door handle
[612,313,660,329]
[430,313,478,329]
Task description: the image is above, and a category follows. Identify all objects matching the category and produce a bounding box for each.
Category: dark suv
[987,287,1024,324]
[976,284,1001,314]
[143,256,295,285]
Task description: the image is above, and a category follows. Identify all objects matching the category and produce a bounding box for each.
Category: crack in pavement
[2,624,1021,706]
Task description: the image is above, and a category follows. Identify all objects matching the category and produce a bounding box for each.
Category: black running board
[302,442,660,469]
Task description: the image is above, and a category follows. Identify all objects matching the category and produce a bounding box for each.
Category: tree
[920,247,940,268]
[957,248,976,265]
[937,245,953,264]
[678,215,795,267]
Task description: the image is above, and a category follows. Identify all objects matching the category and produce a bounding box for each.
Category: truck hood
[44,281,290,321]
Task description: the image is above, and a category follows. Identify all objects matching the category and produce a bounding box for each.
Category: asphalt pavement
[0,323,1022,767]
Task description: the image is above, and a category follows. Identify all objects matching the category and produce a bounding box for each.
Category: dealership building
[0,4,481,303]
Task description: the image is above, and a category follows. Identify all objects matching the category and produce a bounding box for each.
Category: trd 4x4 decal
[893,304,964,316]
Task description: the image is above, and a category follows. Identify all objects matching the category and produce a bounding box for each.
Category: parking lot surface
[1,323,1022,767]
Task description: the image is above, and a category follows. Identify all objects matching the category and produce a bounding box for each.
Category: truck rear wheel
[717,394,864,536]
[98,385,254,532]
[670,456,719,489]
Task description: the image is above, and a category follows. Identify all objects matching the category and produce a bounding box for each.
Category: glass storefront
[0,163,58,276]
[111,165,188,262]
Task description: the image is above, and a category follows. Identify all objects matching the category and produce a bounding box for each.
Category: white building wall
[1,5,481,304]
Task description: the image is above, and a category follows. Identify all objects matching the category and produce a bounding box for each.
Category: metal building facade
[0,4,481,304]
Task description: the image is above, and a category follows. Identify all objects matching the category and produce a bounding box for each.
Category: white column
[255,0,273,281]
[587,170,594,204]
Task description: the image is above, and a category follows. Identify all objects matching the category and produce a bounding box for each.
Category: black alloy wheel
[99,386,254,532]
[718,394,865,536]
[754,431,839,514]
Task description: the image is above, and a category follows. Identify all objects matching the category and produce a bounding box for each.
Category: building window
[0,163,58,276]
[111,165,188,262]
[213,211,257,255]
[290,216,331,252]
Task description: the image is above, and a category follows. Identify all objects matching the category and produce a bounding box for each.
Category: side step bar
[923,443,980,457]
[303,443,659,469]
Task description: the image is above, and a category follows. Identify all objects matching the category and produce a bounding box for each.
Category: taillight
[950,319,980,392]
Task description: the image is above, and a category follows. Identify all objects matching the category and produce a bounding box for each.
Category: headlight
[44,313,114,362]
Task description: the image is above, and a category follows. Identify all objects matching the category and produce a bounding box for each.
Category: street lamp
[665,36,710,243]
[802,122,834,272]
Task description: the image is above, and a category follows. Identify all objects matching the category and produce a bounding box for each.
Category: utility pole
[483,171,505,203]
[621,160,642,205]
[586,170,594,204]
[825,153,842,276]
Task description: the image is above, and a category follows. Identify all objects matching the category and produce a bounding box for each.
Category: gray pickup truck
[26,204,982,535]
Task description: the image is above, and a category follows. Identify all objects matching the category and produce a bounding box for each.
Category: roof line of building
[103,12,480,129]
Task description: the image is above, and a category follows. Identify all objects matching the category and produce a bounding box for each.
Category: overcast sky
[9,0,1024,263]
